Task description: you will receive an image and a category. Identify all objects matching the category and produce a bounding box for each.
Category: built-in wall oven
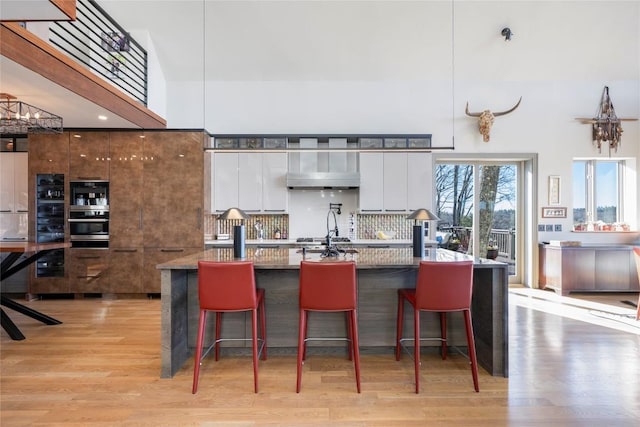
[68,180,109,248]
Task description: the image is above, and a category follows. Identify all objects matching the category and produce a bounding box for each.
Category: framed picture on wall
[548,175,561,205]
[542,207,567,218]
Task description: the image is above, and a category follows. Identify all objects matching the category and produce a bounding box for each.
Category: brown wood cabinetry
[68,249,109,293]
[140,131,205,293]
[142,132,204,248]
[108,132,144,248]
[539,243,640,296]
[109,248,143,293]
[110,131,205,294]
[28,133,70,179]
[28,130,205,296]
[68,131,110,180]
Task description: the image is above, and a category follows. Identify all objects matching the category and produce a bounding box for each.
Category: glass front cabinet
[35,174,65,278]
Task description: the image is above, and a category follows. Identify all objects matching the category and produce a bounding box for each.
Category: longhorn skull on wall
[465,97,522,142]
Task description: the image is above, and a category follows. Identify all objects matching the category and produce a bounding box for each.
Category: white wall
[287,190,358,239]
[153,1,639,241]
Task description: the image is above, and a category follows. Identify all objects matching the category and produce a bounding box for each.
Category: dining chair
[395,260,479,393]
[192,260,267,393]
[297,260,361,393]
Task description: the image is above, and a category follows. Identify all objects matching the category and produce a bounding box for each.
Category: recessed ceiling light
[73,134,81,138]
[98,115,108,121]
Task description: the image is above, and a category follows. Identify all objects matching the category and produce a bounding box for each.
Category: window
[573,160,623,227]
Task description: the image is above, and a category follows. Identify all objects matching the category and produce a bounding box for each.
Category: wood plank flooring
[1,291,639,426]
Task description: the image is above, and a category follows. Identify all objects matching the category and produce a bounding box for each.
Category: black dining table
[1,241,70,340]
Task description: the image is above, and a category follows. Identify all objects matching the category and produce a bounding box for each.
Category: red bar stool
[297,260,361,393]
[632,248,640,320]
[395,260,479,393]
[192,260,267,394]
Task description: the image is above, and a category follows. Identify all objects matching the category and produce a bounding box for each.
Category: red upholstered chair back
[197,261,258,311]
[299,261,357,311]
[415,260,474,311]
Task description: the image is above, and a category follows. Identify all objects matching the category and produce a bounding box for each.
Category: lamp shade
[218,207,250,220]
[407,208,440,221]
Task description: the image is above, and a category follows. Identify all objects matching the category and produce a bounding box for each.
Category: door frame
[432,152,538,286]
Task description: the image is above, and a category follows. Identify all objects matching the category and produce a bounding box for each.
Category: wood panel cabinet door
[109,132,144,248]
[69,131,110,180]
[109,248,143,293]
[142,131,204,248]
[28,133,70,175]
[68,249,109,294]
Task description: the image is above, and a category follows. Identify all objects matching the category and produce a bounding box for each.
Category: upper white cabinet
[212,152,288,213]
[213,152,239,212]
[359,152,431,213]
[407,152,431,211]
[357,153,384,212]
[238,153,263,212]
[382,153,408,212]
[262,153,288,213]
[0,152,28,213]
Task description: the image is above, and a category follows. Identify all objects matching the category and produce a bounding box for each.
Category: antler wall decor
[465,97,522,142]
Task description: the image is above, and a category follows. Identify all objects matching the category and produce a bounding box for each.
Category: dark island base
[161,266,507,379]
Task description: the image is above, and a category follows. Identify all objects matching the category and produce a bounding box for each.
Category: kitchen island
[157,247,508,379]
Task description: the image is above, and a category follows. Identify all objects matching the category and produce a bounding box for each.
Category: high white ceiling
[2,0,451,130]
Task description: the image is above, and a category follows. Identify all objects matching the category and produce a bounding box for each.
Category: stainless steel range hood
[286,172,360,189]
[286,137,360,189]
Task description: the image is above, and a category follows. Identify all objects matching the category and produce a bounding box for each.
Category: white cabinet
[359,153,384,212]
[407,153,431,211]
[262,153,288,212]
[359,152,431,213]
[212,152,288,213]
[0,212,28,240]
[238,153,263,212]
[0,152,28,213]
[212,153,239,213]
[382,153,408,212]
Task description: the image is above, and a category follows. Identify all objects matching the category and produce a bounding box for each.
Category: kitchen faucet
[323,203,343,257]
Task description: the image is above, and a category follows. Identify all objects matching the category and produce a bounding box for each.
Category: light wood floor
[1,290,639,426]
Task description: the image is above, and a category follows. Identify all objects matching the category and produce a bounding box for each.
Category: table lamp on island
[219,207,250,258]
[407,208,440,258]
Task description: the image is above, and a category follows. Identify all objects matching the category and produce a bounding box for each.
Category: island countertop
[204,238,439,248]
[158,247,508,379]
[158,247,503,270]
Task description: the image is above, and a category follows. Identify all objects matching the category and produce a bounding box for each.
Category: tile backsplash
[205,214,289,240]
[205,213,413,240]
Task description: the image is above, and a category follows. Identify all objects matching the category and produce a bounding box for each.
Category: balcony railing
[438,226,516,260]
[49,0,147,106]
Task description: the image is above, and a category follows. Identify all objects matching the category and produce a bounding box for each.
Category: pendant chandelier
[0,93,63,134]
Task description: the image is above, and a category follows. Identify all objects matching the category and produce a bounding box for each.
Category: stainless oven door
[68,208,109,248]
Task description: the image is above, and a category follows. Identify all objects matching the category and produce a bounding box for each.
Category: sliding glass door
[435,160,520,281]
